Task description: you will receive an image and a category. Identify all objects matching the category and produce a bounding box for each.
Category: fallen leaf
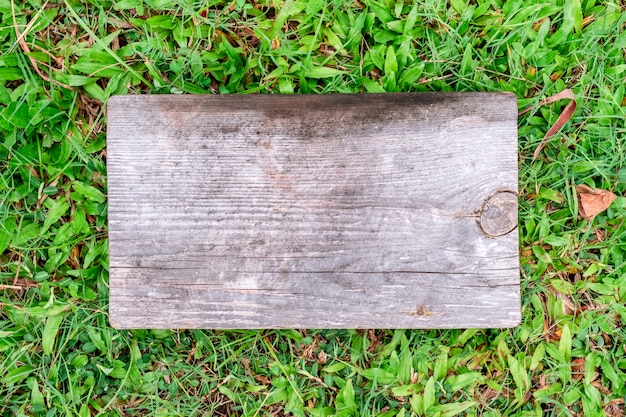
[575,184,617,220]
[571,357,585,381]
[254,374,271,385]
[519,89,576,162]
[605,398,624,417]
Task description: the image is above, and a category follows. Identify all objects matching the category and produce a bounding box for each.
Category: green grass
[1,0,625,415]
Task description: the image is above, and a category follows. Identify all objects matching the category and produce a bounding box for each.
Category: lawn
[1,0,625,416]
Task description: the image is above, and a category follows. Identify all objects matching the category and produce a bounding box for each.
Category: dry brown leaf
[575,184,617,220]
[571,357,585,381]
[519,89,576,162]
[605,398,625,417]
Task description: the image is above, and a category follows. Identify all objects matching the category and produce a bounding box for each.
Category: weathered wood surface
[107,93,520,329]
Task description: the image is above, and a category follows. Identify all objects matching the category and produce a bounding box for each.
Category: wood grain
[107,93,520,329]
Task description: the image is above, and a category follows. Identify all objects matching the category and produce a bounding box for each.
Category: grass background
[1,0,625,415]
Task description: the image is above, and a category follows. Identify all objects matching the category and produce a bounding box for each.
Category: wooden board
[107,93,520,329]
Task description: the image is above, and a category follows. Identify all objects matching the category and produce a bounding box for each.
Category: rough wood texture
[107,93,520,329]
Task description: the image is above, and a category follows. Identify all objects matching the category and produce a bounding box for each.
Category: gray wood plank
[106,93,520,329]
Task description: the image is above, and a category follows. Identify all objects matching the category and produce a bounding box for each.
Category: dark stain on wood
[107,93,520,329]
[407,305,433,317]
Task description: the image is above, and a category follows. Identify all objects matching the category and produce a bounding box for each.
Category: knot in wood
[479,192,518,237]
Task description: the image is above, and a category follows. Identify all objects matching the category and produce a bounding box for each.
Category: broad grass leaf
[431,401,476,417]
[449,0,466,14]
[0,217,15,252]
[0,54,19,66]
[362,79,385,93]
[564,0,583,32]
[530,343,546,371]
[365,0,394,24]
[606,64,626,76]
[305,0,325,15]
[145,15,177,29]
[3,365,35,386]
[2,102,29,128]
[53,74,94,86]
[0,68,22,81]
[43,313,64,355]
[409,394,423,415]
[53,223,73,246]
[461,43,473,75]
[544,234,569,246]
[73,207,89,234]
[278,77,294,94]
[337,378,357,415]
[391,383,421,397]
[433,352,448,381]
[347,12,367,50]
[398,349,412,384]
[269,1,306,38]
[322,362,345,373]
[87,327,108,354]
[83,82,107,103]
[582,384,602,417]
[323,27,347,55]
[361,368,396,385]
[446,372,483,391]
[601,359,622,391]
[507,354,529,394]
[73,181,106,203]
[559,323,572,362]
[423,376,435,412]
[83,239,107,268]
[387,20,404,33]
[43,198,70,232]
[72,354,89,368]
[532,245,552,264]
[384,46,398,75]
[72,61,124,77]
[79,404,91,417]
[399,63,424,87]
[456,329,478,345]
[403,4,418,35]
[538,186,565,203]
[28,377,45,407]
[109,367,128,378]
[305,66,345,78]
[114,0,144,12]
